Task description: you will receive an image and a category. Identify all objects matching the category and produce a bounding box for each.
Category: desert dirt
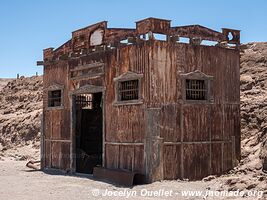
[0,160,264,200]
[0,42,266,200]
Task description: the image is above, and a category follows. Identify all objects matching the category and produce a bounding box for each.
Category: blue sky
[0,0,266,78]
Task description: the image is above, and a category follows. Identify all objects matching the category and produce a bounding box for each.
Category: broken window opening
[201,40,218,46]
[179,37,190,44]
[185,79,207,100]
[120,39,128,44]
[153,33,167,41]
[139,34,149,41]
[48,90,62,107]
[228,32,234,41]
[118,80,139,101]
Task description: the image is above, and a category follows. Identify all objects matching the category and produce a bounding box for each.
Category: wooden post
[144,108,164,183]
[40,113,45,169]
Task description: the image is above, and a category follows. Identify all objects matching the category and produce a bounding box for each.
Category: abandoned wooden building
[40,18,241,183]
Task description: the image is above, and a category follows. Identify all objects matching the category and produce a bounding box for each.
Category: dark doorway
[75,92,103,174]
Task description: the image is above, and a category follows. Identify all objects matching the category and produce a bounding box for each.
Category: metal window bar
[76,94,93,109]
[186,79,206,100]
[48,90,62,107]
[119,80,139,101]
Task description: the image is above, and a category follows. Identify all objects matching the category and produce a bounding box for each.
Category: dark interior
[75,92,103,174]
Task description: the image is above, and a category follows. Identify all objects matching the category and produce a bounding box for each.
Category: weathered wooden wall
[42,18,240,182]
[103,41,240,180]
[105,44,148,174]
[43,60,71,170]
[146,41,240,180]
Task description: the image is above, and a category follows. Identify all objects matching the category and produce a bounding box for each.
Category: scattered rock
[203,175,216,182]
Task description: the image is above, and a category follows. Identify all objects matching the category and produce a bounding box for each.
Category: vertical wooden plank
[163,145,181,179]
[211,143,222,174]
[223,142,233,172]
[145,108,163,182]
[183,105,210,142]
[119,145,134,171]
[45,140,51,168]
[61,143,70,170]
[51,141,61,169]
[52,110,62,140]
[133,145,145,173]
[105,144,119,169]
[183,144,210,180]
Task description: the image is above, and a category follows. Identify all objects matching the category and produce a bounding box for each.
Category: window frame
[46,84,64,110]
[181,70,213,103]
[113,71,143,106]
[185,79,207,101]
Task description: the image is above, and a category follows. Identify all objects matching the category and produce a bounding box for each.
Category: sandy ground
[0,159,265,200]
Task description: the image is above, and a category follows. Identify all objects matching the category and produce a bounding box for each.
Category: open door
[75,92,103,174]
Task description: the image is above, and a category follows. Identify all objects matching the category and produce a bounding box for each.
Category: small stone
[203,175,216,182]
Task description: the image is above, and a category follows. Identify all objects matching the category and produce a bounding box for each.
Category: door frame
[69,85,105,173]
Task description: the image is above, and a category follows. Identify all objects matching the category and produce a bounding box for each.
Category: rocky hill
[0,78,13,91]
[240,42,267,166]
[0,76,42,160]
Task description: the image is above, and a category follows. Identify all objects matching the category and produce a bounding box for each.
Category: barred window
[186,79,207,100]
[118,80,139,101]
[48,90,62,107]
[76,94,93,109]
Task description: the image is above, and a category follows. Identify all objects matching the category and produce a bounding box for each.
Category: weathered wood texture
[42,18,240,182]
[43,60,71,169]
